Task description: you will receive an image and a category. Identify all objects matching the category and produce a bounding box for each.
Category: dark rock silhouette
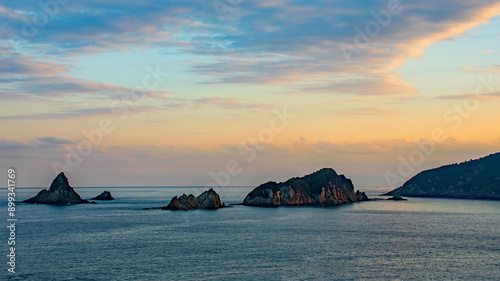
[22,172,90,205]
[161,188,224,210]
[387,195,407,201]
[385,152,500,200]
[243,168,369,207]
[92,191,114,200]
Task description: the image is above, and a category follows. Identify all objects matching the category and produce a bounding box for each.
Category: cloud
[0,45,173,101]
[295,73,416,96]
[0,139,31,151]
[0,96,275,121]
[2,76,173,99]
[193,97,275,110]
[0,48,67,75]
[436,92,500,100]
[461,66,476,72]
[0,139,34,160]
[0,105,163,120]
[460,65,500,74]
[344,107,398,116]
[37,137,75,145]
[0,2,201,53]
[189,0,500,98]
[2,0,499,96]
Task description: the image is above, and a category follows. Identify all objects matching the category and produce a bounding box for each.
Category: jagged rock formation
[243,168,369,207]
[92,191,114,200]
[22,172,90,205]
[385,152,500,200]
[162,188,225,210]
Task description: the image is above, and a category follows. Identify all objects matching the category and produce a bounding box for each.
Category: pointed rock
[22,172,89,205]
[196,188,222,209]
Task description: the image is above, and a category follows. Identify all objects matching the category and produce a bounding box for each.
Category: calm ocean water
[2,186,499,280]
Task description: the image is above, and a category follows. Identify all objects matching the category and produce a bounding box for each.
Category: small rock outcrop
[243,168,369,207]
[385,152,500,200]
[22,172,90,205]
[387,195,407,201]
[162,188,224,210]
[92,191,114,200]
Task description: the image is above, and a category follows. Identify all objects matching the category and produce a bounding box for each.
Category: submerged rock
[387,195,407,201]
[162,188,225,210]
[243,168,369,207]
[22,172,90,205]
[92,191,114,200]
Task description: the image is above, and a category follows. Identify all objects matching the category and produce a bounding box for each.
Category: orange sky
[1,1,499,187]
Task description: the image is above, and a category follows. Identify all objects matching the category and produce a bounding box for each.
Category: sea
[2,186,499,281]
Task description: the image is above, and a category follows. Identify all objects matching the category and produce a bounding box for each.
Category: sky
[1,0,500,188]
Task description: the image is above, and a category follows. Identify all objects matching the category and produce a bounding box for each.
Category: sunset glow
[1,0,499,187]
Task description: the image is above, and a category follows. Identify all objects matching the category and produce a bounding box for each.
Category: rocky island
[92,191,114,200]
[22,172,90,205]
[158,188,226,210]
[243,168,369,207]
[385,152,500,200]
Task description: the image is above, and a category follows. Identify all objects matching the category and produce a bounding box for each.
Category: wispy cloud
[37,137,75,145]
[0,139,31,151]
[346,107,399,116]
[436,92,500,100]
[3,76,173,99]
[0,106,162,120]
[460,65,500,73]
[0,97,275,121]
[295,73,416,96]
[0,48,67,75]
[0,45,173,101]
[194,97,275,110]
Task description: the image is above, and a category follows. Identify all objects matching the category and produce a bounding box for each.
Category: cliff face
[385,152,500,200]
[92,191,114,200]
[243,168,368,207]
[163,188,223,210]
[22,172,89,205]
